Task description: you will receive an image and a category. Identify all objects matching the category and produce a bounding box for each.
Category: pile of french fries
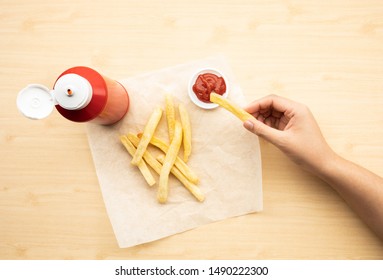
[120,90,253,204]
[120,94,204,204]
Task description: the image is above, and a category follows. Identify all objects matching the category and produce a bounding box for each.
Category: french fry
[131,106,163,166]
[120,136,156,187]
[178,103,192,162]
[127,134,204,202]
[157,121,183,203]
[127,134,163,174]
[157,155,204,202]
[210,92,254,122]
[165,94,176,143]
[136,133,199,184]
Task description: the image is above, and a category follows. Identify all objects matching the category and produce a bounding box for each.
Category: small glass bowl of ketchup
[188,68,229,109]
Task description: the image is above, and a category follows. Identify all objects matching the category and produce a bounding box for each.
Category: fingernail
[244,120,254,130]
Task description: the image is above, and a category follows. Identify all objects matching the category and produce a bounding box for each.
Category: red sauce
[192,73,226,103]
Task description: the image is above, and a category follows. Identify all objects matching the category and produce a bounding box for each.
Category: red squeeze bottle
[17,66,130,125]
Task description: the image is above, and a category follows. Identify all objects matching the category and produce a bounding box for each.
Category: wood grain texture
[1,0,382,259]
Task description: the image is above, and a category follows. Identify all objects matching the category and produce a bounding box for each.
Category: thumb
[243,119,282,145]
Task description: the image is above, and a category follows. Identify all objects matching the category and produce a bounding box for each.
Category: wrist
[305,147,340,179]
[312,149,342,180]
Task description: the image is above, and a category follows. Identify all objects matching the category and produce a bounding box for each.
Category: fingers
[244,94,300,131]
[243,118,283,145]
[243,94,295,116]
[243,95,296,144]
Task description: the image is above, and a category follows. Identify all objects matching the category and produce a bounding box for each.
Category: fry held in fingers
[131,106,163,166]
[210,92,254,122]
[178,103,192,163]
[157,121,183,204]
[120,136,156,187]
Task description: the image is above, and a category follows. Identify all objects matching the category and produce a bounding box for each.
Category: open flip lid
[16,84,55,120]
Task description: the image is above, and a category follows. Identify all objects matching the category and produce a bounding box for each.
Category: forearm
[316,153,383,240]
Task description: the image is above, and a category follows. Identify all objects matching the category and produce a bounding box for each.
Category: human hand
[243,95,335,173]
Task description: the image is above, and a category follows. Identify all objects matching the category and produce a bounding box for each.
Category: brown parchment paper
[86,56,263,248]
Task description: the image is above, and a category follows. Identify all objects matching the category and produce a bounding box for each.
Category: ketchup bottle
[17,66,129,125]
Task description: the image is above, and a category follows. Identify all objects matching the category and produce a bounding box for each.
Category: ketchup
[192,73,226,103]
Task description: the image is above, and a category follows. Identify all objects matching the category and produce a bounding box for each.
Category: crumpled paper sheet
[86,56,263,248]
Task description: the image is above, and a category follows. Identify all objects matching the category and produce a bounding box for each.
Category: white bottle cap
[53,74,92,110]
[16,84,55,120]
[16,74,93,120]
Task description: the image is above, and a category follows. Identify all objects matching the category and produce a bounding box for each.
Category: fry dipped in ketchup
[192,73,226,103]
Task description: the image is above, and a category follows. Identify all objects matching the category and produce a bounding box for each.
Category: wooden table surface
[1,0,382,259]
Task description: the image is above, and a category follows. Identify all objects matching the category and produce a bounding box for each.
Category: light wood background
[1,0,382,259]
